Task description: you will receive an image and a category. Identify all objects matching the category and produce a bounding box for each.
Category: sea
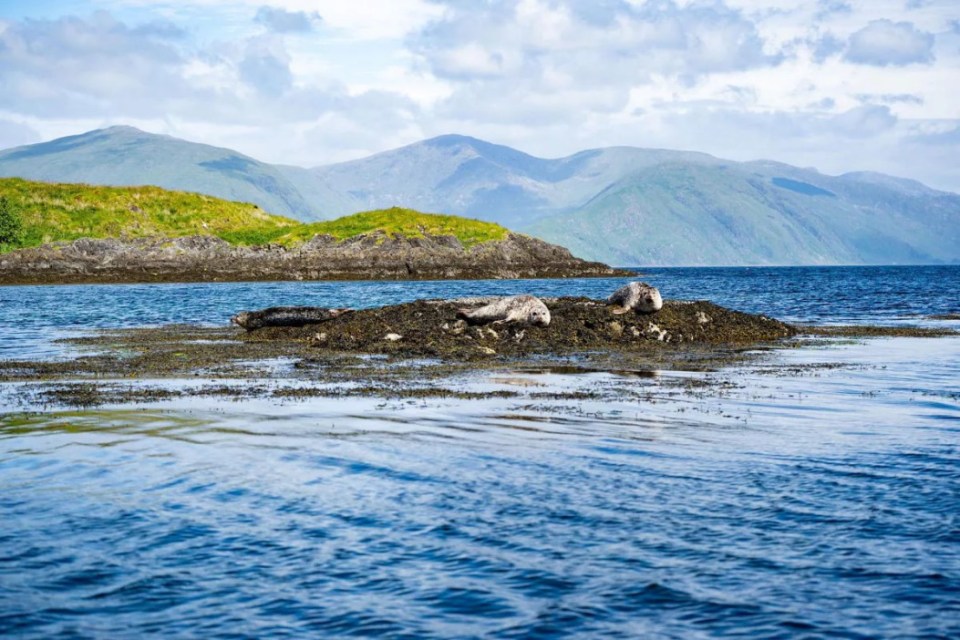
[1,265,958,639]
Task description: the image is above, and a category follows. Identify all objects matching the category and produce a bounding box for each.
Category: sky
[0,0,958,191]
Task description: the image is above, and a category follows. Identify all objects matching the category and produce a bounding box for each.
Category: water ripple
[2,269,960,637]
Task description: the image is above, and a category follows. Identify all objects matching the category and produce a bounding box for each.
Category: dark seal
[231,306,352,331]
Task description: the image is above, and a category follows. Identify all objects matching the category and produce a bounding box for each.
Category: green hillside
[275,207,508,247]
[0,178,509,252]
[0,126,315,219]
[0,177,295,248]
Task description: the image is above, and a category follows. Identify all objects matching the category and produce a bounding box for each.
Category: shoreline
[1,296,954,411]
[0,269,635,287]
[0,233,633,286]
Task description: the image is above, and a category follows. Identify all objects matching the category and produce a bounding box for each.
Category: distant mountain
[527,161,960,266]
[298,134,722,226]
[1,127,958,265]
[0,126,315,219]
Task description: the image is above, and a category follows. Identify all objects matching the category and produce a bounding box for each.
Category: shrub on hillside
[0,196,25,249]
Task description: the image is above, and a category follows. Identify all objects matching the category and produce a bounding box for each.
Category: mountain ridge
[0,126,314,219]
[1,126,957,266]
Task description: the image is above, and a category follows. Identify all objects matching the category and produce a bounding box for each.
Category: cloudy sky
[1,0,958,191]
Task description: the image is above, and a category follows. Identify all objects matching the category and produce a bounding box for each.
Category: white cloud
[416,0,782,81]
[412,0,784,130]
[111,0,442,40]
[238,35,293,94]
[0,0,956,191]
[603,103,960,192]
[845,19,935,66]
[0,10,418,135]
[0,12,190,118]
[254,6,319,33]
[0,118,40,149]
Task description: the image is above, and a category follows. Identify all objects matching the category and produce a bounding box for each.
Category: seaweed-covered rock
[241,298,797,358]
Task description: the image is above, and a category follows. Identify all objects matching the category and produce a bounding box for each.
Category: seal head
[608,282,663,314]
[231,311,254,329]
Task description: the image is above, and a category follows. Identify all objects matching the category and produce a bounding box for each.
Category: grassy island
[0,177,509,251]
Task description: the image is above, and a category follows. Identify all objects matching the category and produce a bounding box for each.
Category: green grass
[0,178,509,252]
[0,177,295,248]
[275,207,508,247]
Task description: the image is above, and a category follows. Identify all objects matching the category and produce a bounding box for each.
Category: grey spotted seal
[456,294,551,327]
[231,306,352,331]
[608,282,663,314]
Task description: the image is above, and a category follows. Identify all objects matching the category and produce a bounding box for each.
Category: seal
[608,282,663,314]
[231,306,352,331]
[456,294,551,327]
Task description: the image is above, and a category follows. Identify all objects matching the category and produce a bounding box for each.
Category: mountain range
[1,126,957,266]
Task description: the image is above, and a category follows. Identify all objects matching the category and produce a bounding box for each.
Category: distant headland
[0,178,627,285]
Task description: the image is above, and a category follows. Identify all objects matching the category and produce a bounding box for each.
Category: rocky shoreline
[0,232,630,285]
[5,293,953,410]
[0,295,787,408]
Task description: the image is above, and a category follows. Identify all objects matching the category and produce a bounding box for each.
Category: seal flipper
[457,308,480,324]
[610,306,630,315]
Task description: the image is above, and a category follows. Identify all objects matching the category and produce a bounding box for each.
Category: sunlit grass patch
[0,178,510,252]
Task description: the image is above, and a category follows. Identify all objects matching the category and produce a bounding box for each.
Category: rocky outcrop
[242,297,798,359]
[0,232,631,285]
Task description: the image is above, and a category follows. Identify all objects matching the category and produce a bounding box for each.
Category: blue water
[1,266,959,638]
[2,265,957,360]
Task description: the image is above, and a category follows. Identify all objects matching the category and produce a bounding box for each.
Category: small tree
[0,196,24,249]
